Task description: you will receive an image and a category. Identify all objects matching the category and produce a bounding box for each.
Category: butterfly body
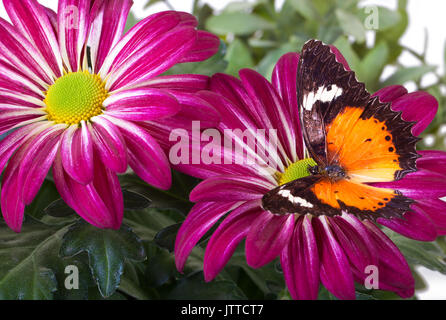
[261,40,420,221]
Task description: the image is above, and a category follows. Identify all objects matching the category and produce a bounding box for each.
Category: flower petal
[60,121,94,184]
[0,18,53,85]
[391,92,438,136]
[315,216,355,300]
[175,201,242,272]
[87,0,133,73]
[89,116,127,173]
[372,169,446,200]
[272,52,303,161]
[203,200,261,281]
[57,0,90,72]
[190,175,274,202]
[4,0,63,77]
[416,199,446,235]
[240,69,295,163]
[179,30,219,63]
[417,150,446,176]
[53,151,123,229]
[372,85,408,103]
[377,206,437,241]
[245,211,294,268]
[104,115,171,190]
[280,215,320,300]
[141,74,210,93]
[363,221,415,298]
[104,88,180,121]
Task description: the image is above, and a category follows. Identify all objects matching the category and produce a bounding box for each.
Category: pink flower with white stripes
[0,0,219,232]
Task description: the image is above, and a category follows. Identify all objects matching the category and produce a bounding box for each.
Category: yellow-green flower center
[278,158,318,185]
[44,71,108,125]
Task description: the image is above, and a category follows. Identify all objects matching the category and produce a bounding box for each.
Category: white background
[0,0,445,299]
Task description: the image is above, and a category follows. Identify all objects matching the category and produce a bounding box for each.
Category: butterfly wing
[264,40,420,220]
[297,39,419,181]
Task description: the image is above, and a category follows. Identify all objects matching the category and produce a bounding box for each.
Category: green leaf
[385,230,446,274]
[206,12,275,36]
[124,11,139,33]
[335,9,365,43]
[154,223,182,252]
[167,272,246,300]
[0,218,80,300]
[225,38,255,76]
[288,0,320,20]
[60,222,146,297]
[257,43,299,79]
[122,190,152,211]
[26,180,61,220]
[44,198,76,218]
[382,65,436,87]
[358,41,389,90]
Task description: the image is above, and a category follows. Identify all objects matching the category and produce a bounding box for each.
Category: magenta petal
[57,0,90,72]
[1,163,25,232]
[378,207,437,241]
[240,69,296,162]
[53,152,123,229]
[4,0,62,77]
[272,52,303,160]
[179,30,219,63]
[280,215,320,300]
[363,221,415,298]
[175,201,242,272]
[372,85,408,103]
[372,169,446,200]
[203,200,261,281]
[330,215,379,281]
[315,217,355,300]
[88,0,133,73]
[417,150,446,176]
[391,92,438,136]
[245,211,294,268]
[105,115,172,190]
[107,26,196,90]
[90,116,128,173]
[60,122,94,185]
[104,88,180,121]
[416,199,446,235]
[143,74,210,93]
[17,125,64,205]
[190,175,273,202]
[0,18,53,85]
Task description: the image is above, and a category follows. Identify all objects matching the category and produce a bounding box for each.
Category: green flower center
[278,158,318,185]
[44,71,108,125]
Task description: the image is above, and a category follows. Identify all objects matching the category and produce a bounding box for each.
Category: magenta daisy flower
[0,0,219,232]
[174,46,445,299]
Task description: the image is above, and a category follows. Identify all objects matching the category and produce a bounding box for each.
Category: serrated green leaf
[0,218,80,300]
[225,38,255,76]
[60,222,146,297]
[206,12,275,36]
[382,65,436,87]
[335,9,365,43]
